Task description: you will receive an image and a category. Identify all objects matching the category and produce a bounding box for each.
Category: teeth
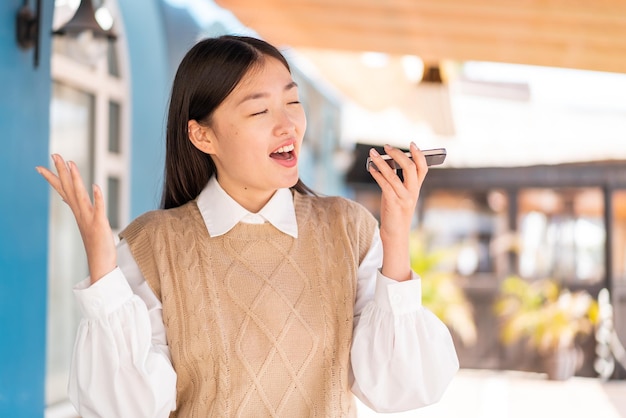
[274,144,294,153]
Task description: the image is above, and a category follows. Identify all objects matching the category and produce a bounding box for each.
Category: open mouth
[270,143,295,161]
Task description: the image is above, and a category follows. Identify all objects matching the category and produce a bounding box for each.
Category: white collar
[196,176,298,238]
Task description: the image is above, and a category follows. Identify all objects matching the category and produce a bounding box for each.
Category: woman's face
[202,56,306,211]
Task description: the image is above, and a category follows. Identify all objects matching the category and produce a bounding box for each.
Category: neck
[218,181,275,213]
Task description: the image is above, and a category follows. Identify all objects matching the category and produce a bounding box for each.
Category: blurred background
[1,0,626,416]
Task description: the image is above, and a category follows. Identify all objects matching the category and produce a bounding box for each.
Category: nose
[273,109,297,136]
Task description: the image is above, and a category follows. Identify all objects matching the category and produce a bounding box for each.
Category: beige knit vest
[120,192,377,417]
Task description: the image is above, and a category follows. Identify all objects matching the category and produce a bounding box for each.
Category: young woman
[37,35,458,417]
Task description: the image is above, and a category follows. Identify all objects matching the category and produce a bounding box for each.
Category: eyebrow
[237,81,299,105]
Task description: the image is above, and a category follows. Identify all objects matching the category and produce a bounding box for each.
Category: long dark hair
[160,35,315,209]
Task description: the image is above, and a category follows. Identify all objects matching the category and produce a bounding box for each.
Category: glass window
[517,188,605,283]
[47,82,94,405]
[108,100,121,153]
[107,176,121,229]
[107,41,120,77]
[421,190,510,276]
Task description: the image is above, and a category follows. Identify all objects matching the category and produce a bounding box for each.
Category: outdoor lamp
[413,62,456,136]
[53,0,117,41]
[16,0,117,68]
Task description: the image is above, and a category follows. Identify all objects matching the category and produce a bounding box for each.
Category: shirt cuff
[374,271,422,315]
[73,267,134,319]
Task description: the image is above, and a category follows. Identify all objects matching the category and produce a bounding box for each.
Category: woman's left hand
[367,143,428,281]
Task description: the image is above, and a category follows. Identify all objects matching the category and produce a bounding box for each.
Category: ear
[188,120,216,154]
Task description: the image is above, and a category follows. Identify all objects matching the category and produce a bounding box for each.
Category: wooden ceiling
[215,0,626,74]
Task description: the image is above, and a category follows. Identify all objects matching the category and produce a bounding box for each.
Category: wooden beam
[216,0,626,73]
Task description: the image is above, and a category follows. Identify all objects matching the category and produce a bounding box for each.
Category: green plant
[409,231,477,346]
[494,276,599,354]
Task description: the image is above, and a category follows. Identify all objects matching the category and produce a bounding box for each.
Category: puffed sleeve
[69,241,177,418]
[351,229,459,413]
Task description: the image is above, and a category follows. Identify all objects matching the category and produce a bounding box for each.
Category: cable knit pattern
[119,192,377,417]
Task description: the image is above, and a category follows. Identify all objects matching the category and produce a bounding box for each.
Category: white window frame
[46,1,130,415]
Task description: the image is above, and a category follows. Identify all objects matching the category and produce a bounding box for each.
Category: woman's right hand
[37,154,117,284]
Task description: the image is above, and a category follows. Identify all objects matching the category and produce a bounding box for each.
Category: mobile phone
[366,148,447,172]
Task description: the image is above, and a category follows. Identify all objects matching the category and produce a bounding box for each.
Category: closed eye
[250,109,268,116]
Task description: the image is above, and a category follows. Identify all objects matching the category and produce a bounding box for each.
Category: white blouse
[69,178,459,417]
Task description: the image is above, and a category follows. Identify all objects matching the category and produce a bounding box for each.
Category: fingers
[369,144,428,196]
[36,154,73,204]
[92,183,106,220]
[368,147,404,195]
[69,160,92,214]
[52,154,77,208]
[383,145,416,183]
[408,142,429,186]
[385,143,428,189]
[37,155,94,217]
[35,165,65,200]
